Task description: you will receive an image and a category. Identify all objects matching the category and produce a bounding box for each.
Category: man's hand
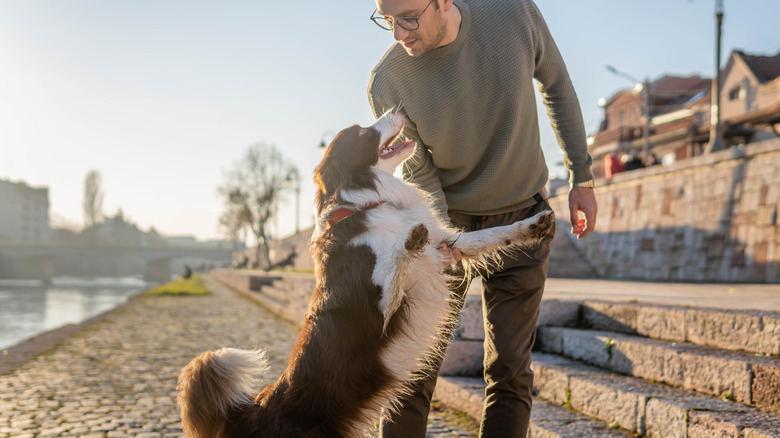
[569,187,597,239]
[439,242,462,266]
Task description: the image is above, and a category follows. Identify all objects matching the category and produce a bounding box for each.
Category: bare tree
[218,143,297,270]
[218,189,252,245]
[83,170,104,229]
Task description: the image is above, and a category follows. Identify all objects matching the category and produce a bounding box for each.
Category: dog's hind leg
[376,223,429,332]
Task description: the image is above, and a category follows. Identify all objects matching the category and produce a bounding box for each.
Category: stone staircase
[435,298,780,437]
[210,269,315,323]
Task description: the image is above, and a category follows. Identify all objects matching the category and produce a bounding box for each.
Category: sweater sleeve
[527,0,593,184]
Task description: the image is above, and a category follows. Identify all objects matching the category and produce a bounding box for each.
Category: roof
[651,75,711,95]
[601,74,711,109]
[736,50,780,83]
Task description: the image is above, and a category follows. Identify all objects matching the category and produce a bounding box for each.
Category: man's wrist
[570,179,595,189]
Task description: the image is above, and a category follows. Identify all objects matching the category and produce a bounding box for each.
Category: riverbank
[0,292,144,376]
[0,278,147,350]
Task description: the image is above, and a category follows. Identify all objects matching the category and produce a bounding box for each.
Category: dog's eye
[359,128,368,136]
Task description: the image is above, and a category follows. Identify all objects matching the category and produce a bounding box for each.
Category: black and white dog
[177,108,554,437]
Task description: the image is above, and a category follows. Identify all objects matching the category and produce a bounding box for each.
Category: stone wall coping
[593,137,780,190]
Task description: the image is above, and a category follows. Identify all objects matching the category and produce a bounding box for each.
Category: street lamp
[318,131,336,150]
[606,65,652,162]
[707,0,725,152]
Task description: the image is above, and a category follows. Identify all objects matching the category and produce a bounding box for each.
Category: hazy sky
[1,0,778,242]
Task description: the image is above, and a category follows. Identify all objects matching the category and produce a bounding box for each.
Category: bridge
[0,243,235,284]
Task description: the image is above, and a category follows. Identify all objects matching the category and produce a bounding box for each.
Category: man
[367,0,597,436]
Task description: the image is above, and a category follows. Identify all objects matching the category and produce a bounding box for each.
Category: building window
[728,86,744,101]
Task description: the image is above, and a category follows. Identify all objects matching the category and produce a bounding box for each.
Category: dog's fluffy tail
[177,348,270,438]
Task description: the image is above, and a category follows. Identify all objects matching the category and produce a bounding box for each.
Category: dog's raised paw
[528,210,555,239]
[405,223,429,253]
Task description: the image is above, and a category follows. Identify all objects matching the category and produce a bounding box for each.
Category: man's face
[376,0,448,57]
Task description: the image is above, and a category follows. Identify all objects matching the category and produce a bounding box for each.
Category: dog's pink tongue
[398,140,416,151]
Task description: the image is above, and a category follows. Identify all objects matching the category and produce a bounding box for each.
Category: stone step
[578,300,780,356]
[536,326,780,412]
[270,275,297,291]
[270,272,317,291]
[454,296,780,363]
[531,352,780,437]
[433,377,632,437]
[453,295,583,344]
[244,289,288,319]
[458,296,780,357]
[260,285,291,304]
[248,274,282,291]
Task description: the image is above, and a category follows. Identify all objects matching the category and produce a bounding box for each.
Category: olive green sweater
[368,0,593,216]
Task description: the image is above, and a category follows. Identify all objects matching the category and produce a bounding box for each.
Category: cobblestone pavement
[0,275,477,437]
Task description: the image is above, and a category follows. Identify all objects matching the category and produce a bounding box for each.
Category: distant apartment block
[0,179,51,243]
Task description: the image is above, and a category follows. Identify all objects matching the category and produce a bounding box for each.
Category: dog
[177,108,554,437]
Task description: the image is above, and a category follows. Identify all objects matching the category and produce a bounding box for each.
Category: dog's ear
[330,125,382,169]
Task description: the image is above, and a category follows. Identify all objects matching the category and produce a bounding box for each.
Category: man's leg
[378,374,435,438]
[478,201,554,438]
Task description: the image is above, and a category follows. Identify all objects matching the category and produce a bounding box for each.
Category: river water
[0,277,149,350]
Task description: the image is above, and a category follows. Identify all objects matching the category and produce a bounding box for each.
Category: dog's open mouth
[380,138,415,159]
[373,108,416,165]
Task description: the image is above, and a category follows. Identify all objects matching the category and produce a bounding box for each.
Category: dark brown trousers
[380,198,554,438]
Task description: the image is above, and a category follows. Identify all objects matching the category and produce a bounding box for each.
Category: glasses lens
[396,18,419,31]
[372,16,393,30]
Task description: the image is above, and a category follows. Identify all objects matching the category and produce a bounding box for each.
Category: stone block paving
[0,275,477,438]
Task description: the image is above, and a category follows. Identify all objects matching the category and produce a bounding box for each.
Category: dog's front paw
[527,210,555,240]
[405,223,429,253]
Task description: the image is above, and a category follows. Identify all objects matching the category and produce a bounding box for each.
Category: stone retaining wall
[548,137,780,282]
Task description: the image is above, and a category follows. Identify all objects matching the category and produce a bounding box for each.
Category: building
[719,50,780,145]
[589,75,712,178]
[589,49,780,180]
[0,179,51,243]
[85,209,160,247]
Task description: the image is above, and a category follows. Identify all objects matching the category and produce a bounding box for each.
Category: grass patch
[146,274,211,296]
[604,336,616,358]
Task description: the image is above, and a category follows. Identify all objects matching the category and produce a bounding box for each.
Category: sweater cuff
[569,168,595,185]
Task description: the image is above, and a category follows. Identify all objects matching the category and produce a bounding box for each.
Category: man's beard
[406,11,448,56]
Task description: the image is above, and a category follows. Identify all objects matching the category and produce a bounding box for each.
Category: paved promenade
[464,277,780,311]
[0,275,478,438]
[543,277,780,311]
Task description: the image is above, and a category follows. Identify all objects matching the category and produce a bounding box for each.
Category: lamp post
[706,0,725,152]
[318,131,336,150]
[606,65,652,162]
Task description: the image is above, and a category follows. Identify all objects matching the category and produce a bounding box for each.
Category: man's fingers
[438,243,462,266]
[569,209,579,229]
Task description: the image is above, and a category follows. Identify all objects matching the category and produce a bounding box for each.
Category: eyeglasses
[370,0,435,31]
